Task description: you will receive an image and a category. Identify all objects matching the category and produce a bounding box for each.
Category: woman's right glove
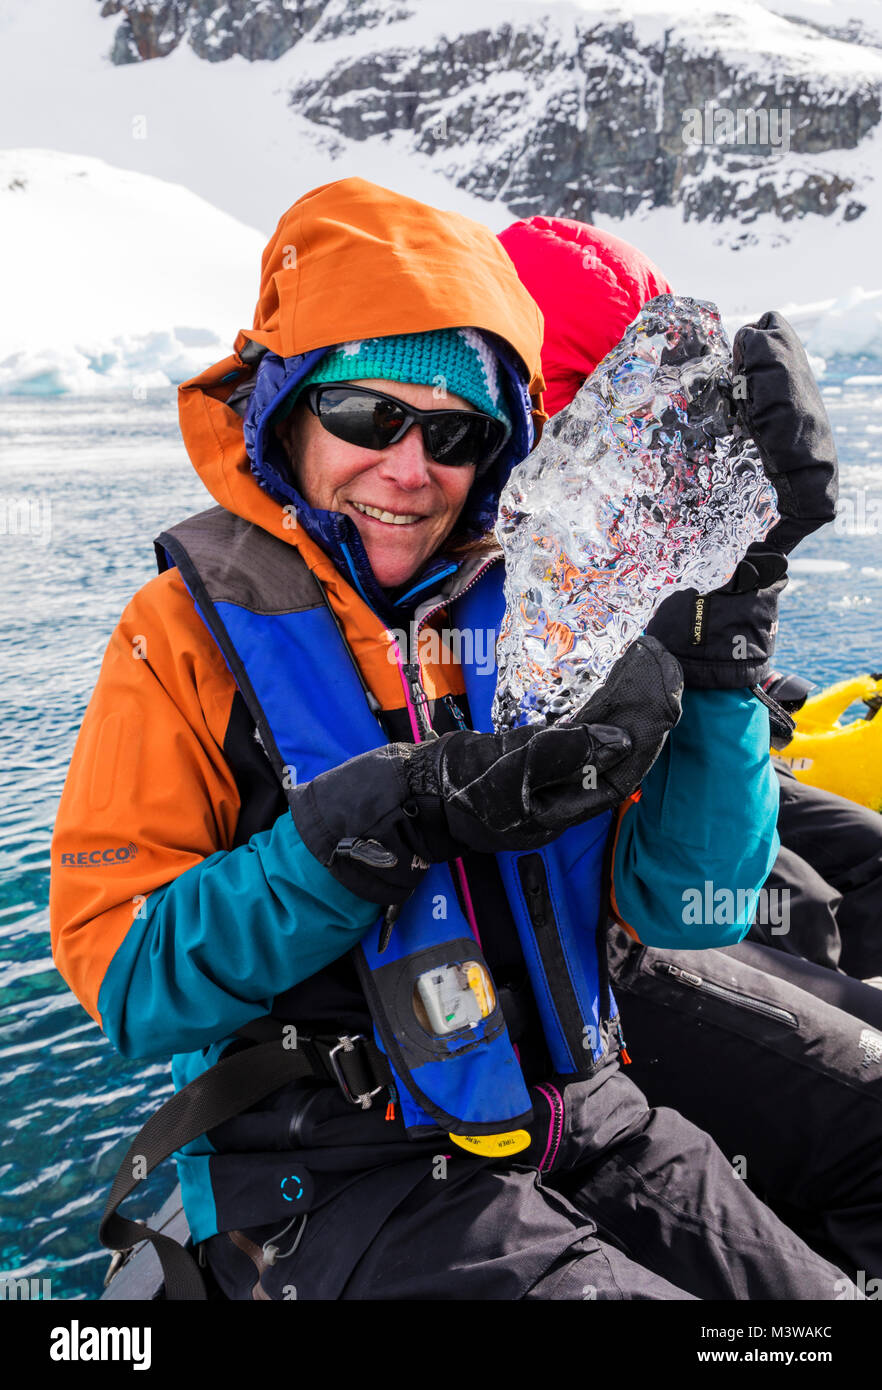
[647,310,838,695]
[289,635,683,904]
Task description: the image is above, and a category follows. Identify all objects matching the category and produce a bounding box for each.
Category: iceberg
[492,294,780,730]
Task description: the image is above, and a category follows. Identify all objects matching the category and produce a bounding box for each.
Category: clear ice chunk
[492,294,780,730]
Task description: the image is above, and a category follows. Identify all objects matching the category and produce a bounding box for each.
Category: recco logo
[59,842,139,867]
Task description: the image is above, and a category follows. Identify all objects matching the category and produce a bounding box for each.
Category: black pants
[749,767,882,976]
[608,924,882,1281]
[202,1055,854,1301]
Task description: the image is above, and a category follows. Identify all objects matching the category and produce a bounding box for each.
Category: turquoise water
[1,373,880,1300]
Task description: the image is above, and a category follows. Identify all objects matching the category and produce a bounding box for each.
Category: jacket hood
[177,178,546,619]
[498,216,672,416]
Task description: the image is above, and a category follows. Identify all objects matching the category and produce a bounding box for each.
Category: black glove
[731,309,838,555]
[648,310,838,693]
[646,548,788,690]
[289,635,682,906]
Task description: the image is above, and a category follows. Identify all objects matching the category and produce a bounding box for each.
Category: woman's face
[277,378,478,589]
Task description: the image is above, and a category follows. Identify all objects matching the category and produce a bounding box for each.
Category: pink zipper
[412,554,500,639]
[452,858,483,952]
[533,1082,565,1173]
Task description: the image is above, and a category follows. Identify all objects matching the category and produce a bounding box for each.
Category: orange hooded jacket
[49,177,546,1029]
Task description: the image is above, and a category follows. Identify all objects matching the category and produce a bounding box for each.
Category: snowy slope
[3,0,881,233]
[0,149,265,394]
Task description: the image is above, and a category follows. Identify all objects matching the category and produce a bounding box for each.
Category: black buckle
[326,1034,385,1110]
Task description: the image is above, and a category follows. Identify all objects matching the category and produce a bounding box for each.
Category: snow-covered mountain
[1,0,881,392]
[95,0,882,226]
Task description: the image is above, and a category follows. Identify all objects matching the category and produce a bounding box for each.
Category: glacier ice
[492,294,780,730]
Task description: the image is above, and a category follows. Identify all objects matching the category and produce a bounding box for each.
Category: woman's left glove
[289,635,682,905]
[647,310,838,692]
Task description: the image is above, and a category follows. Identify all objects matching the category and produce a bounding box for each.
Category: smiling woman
[50,176,852,1306]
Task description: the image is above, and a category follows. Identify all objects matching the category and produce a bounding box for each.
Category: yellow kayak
[774,674,882,812]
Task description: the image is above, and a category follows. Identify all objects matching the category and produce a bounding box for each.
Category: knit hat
[273,326,511,430]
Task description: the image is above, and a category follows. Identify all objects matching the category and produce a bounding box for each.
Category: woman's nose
[376,422,433,489]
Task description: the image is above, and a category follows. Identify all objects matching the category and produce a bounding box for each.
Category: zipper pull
[615,1019,632,1065]
[403,661,437,742]
[385,1085,398,1122]
[664,963,703,988]
[378,902,401,954]
[443,694,469,730]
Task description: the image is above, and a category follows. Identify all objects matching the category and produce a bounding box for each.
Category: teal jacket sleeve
[96,810,380,1060]
[612,688,780,949]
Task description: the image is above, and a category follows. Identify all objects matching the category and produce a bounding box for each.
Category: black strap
[760,669,814,713]
[718,550,788,595]
[99,1039,321,1300]
[233,1023,394,1101]
[238,337,269,366]
[751,682,797,748]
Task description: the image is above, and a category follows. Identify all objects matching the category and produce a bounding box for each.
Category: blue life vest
[157,508,619,1141]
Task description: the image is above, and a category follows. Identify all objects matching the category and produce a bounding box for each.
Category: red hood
[499,216,672,416]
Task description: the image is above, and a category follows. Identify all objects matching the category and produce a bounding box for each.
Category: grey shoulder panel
[157,506,323,615]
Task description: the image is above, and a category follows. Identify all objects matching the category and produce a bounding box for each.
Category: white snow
[0,149,266,395]
[0,0,880,393]
[762,0,882,47]
[596,198,882,360]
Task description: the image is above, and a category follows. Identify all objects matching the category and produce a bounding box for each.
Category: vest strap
[99,1032,392,1300]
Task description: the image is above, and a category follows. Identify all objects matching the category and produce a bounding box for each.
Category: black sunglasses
[303,384,510,470]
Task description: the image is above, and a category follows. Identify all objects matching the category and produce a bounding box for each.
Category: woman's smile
[347,500,428,526]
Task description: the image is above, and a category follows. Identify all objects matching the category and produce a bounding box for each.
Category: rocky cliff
[97,1,882,226]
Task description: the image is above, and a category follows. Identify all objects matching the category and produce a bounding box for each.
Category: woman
[51,177,853,1301]
[500,212,882,1279]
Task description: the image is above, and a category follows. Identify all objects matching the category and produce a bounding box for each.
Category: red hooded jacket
[499,216,672,416]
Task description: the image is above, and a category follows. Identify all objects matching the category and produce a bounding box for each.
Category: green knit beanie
[274,327,510,429]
